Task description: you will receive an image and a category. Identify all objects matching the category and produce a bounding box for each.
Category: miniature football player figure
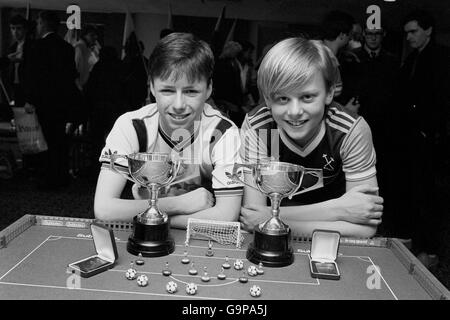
[189,262,198,275]
[162,262,172,276]
[94,33,243,228]
[201,266,210,282]
[240,37,383,238]
[181,250,190,264]
[205,240,214,257]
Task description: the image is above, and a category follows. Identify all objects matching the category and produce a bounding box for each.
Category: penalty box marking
[0,234,395,298]
[0,235,318,288]
[0,235,229,300]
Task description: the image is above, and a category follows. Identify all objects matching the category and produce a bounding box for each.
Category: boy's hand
[131,183,215,214]
[240,204,271,232]
[175,187,215,214]
[132,184,214,214]
[337,184,383,226]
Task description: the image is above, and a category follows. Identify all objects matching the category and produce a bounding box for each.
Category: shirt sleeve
[210,126,244,197]
[99,113,139,174]
[340,117,377,181]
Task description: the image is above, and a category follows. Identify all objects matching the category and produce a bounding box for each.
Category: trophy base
[246,226,294,267]
[127,217,175,257]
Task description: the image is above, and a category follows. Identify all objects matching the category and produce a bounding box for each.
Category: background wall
[0,0,449,63]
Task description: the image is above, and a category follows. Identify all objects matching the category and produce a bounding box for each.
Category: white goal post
[185,218,244,248]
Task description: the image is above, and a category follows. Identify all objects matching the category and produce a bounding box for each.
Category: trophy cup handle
[109,154,136,184]
[290,167,324,197]
[165,158,182,187]
[229,163,261,192]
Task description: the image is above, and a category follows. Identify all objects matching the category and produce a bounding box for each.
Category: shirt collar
[364,45,381,57]
[158,119,201,153]
[42,32,54,39]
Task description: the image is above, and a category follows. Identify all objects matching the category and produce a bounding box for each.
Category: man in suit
[339,27,399,237]
[25,11,80,189]
[396,10,450,268]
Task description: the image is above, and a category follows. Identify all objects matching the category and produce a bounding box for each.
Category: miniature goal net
[185,218,244,248]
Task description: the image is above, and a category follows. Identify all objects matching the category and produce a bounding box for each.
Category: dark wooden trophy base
[127,216,175,257]
[246,225,294,267]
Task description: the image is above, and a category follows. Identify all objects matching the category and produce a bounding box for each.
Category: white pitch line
[45,235,128,243]
[47,236,62,241]
[339,254,371,259]
[169,276,239,287]
[356,257,372,263]
[110,268,318,286]
[367,256,398,300]
[0,281,229,300]
[176,244,247,252]
[248,277,320,286]
[0,236,52,281]
[170,253,245,261]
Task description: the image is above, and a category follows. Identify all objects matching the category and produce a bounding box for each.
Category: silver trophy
[232,160,323,267]
[110,152,181,257]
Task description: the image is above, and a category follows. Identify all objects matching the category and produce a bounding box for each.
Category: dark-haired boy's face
[151,75,212,135]
[268,72,333,148]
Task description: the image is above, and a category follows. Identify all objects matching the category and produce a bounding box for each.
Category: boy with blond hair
[240,37,383,237]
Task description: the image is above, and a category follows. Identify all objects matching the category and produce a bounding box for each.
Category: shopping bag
[12,106,48,154]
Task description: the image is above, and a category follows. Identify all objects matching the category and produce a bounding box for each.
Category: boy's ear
[326,87,335,105]
[206,79,213,100]
[150,80,155,97]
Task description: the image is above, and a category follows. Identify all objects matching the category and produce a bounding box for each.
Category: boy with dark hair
[95,33,243,228]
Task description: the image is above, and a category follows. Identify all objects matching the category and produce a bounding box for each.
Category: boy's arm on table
[170,195,242,229]
[94,169,214,222]
[241,174,382,237]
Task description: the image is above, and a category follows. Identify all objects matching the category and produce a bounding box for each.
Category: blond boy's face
[151,74,212,134]
[268,72,333,147]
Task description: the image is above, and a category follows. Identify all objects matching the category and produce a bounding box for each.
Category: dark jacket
[27,32,81,122]
[397,41,450,139]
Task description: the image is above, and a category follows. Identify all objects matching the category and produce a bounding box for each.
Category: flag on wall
[167,3,174,29]
[25,2,30,20]
[122,9,135,59]
[214,5,226,32]
[225,18,237,43]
